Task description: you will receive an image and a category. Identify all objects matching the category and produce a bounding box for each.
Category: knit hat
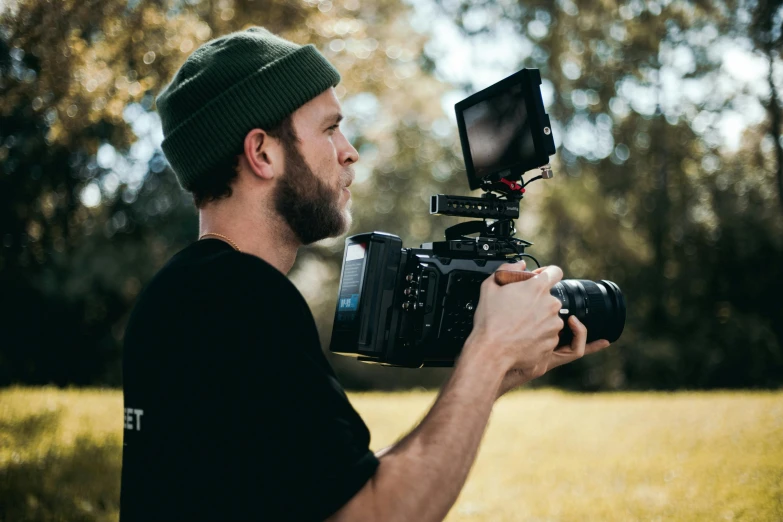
[156,27,341,190]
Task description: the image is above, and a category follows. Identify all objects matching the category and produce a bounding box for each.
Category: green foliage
[0,0,458,388]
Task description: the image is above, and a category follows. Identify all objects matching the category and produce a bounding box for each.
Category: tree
[750,0,783,209]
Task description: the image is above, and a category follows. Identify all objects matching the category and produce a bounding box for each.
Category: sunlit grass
[1,387,782,521]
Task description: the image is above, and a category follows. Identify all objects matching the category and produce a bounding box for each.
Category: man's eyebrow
[321,113,343,127]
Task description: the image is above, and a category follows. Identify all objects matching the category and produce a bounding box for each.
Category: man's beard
[273,140,353,246]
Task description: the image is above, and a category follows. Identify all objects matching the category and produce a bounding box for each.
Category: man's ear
[242,128,282,181]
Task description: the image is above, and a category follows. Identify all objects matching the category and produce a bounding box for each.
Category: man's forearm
[363,340,505,522]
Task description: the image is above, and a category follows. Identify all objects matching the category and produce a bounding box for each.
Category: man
[120,27,610,521]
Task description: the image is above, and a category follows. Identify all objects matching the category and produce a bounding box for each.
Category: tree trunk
[766,47,783,211]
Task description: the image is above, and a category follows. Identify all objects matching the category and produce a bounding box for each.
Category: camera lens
[550,280,626,344]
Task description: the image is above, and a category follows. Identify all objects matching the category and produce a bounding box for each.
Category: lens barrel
[550,279,626,344]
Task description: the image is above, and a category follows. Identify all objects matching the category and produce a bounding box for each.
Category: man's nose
[337,133,359,166]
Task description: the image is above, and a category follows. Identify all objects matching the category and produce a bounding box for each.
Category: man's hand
[461,261,611,398]
[496,315,610,398]
[493,264,611,397]
[462,261,563,376]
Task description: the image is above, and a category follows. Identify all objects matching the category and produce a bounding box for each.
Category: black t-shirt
[120,238,378,521]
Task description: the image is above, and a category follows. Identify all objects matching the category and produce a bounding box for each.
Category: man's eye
[328,124,339,133]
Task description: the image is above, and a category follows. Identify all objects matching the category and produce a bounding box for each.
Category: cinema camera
[330,69,626,368]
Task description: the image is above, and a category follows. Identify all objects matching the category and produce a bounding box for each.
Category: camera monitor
[455,69,556,191]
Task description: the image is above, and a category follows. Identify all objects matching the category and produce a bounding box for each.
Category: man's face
[272,88,357,246]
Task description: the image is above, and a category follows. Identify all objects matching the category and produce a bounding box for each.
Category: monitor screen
[462,82,536,182]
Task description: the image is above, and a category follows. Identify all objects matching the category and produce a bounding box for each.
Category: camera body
[330,232,515,368]
[329,69,626,368]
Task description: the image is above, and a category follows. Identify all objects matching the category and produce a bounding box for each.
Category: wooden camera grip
[494,270,538,286]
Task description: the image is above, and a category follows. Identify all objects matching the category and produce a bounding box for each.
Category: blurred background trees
[1,0,781,390]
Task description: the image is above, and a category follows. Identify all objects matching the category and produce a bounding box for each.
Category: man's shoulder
[127,240,312,335]
[123,241,322,369]
[147,240,301,300]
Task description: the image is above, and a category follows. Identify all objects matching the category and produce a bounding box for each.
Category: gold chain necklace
[199,232,240,252]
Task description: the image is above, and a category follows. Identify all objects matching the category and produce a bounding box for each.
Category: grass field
[1,387,782,521]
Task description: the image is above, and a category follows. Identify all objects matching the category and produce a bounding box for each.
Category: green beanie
[156,26,341,191]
